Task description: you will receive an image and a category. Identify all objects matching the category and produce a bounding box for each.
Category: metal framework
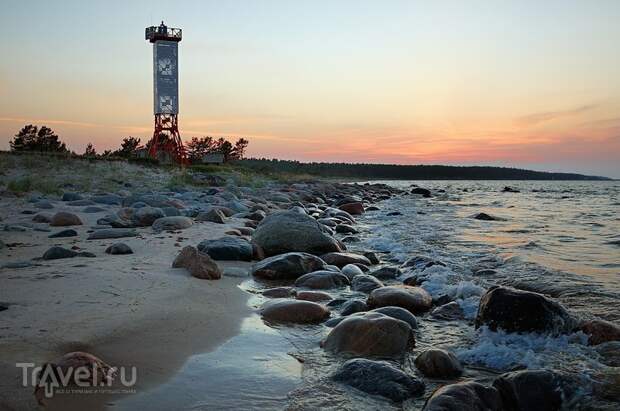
[149,113,187,164]
[144,22,187,165]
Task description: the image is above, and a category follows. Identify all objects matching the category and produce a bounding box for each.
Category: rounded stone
[50,212,83,227]
[105,243,133,255]
[367,285,433,314]
[261,299,330,324]
[415,349,463,379]
[322,312,414,358]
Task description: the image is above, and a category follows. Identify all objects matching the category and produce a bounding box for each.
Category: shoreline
[0,195,252,410]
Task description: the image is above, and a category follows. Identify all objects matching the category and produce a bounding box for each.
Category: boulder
[252,210,342,256]
[237,227,254,236]
[246,210,266,221]
[196,208,227,224]
[132,206,165,227]
[335,224,358,234]
[87,228,138,240]
[322,312,414,358]
[423,381,503,411]
[340,299,368,316]
[50,212,83,226]
[351,274,384,293]
[472,212,501,221]
[371,266,403,280]
[261,299,329,324]
[297,290,333,302]
[251,252,326,280]
[42,246,78,260]
[105,243,133,255]
[579,319,620,345]
[332,358,424,402]
[294,270,350,289]
[369,306,418,329]
[62,192,83,201]
[402,256,445,270]
[492,370,575,411]
[367,285,433,314]
[341,264,364,280]
[172,246,221,280]
[32,212,53,223]
[262,287,297,298]
[197,236,253,261]
[431,302,465,321]
[49,229,78,238]
[411,187,431,197]
[152,216,193,231]
[415,349,463,379]
[319,252,371,268]
[363,251,380,264]
[475,286,576,335]
[502,186,520,193]
[338,202,364,215]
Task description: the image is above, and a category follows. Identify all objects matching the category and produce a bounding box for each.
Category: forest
[236,158,610,181]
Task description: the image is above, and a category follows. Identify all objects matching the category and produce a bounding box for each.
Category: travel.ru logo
[17,358,137,405]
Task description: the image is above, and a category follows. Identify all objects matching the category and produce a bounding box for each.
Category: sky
[1,0,619,177]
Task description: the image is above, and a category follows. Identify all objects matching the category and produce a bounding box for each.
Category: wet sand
[0,196,251,410]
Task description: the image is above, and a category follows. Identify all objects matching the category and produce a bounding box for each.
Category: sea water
[119,180,619,410]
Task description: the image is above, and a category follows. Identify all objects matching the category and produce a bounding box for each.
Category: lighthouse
[145,21,187,164]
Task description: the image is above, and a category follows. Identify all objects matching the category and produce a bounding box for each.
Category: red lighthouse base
[147,114,188,165]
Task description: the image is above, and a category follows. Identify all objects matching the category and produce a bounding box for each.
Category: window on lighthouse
[158,58,174,76]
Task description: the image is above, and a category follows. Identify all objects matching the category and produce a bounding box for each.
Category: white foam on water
[457,295,481,320]
[456,326,590,370]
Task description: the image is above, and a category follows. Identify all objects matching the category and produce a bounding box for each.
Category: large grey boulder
[367,285,433,314]
[422,381,503,411]
[492,370,577,411]
[322,312,414,358]
[252,210,342,256]
[475,286,576,335]
[197,236,253,261]
[252,252,326,280]
[294,270,350,289]
[332,358,424,402]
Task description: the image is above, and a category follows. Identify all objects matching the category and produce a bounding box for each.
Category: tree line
[7,125,249,163]
[236,158,608,181]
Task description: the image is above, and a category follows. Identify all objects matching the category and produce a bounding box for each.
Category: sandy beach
[0,193,251,410]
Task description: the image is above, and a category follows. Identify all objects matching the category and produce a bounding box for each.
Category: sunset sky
[1,0,619,177]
